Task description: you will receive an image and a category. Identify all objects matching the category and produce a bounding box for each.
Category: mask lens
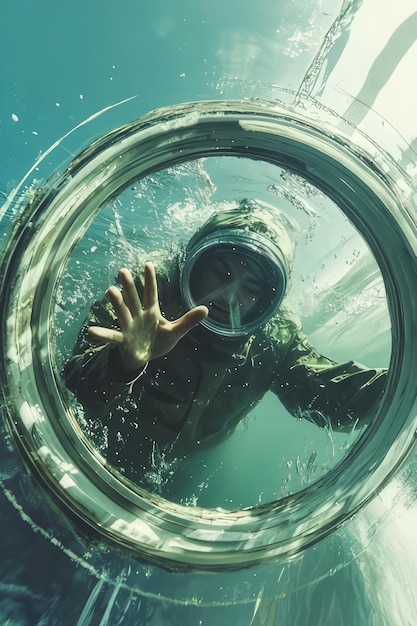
[187,246,284,335]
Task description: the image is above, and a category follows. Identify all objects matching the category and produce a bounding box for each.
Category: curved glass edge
[1,99,416,571]
[1,403,417,611]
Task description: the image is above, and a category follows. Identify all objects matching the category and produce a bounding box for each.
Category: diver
[64,200,387,476]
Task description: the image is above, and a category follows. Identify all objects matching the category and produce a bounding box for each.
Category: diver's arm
[63,303,140,414]
[270,322,387,431]
[64,263,207,411]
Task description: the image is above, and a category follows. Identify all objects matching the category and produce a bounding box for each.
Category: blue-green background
[1,1,417,624]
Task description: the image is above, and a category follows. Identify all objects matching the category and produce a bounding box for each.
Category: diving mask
[181,229,289,338]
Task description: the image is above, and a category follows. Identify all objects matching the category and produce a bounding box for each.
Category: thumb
[174,305,208,339]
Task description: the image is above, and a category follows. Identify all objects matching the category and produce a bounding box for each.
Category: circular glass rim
[0,99,416,572]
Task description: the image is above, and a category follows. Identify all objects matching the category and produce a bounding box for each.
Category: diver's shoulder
[267,307,302,332]
[261,308,303,351]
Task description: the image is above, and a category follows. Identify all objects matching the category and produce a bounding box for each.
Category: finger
[106,285,132,328]
[119,268,142,316]
[172,305,208,339]
[142,262,158,310]
[88,325,123,344]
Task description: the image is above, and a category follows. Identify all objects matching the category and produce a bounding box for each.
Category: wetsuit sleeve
[63,298,143,417]
[270,319,387,431]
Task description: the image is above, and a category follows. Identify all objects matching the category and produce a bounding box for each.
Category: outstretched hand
[88,263,208,375]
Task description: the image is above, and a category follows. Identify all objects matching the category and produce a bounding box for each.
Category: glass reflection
[57,157,391,508]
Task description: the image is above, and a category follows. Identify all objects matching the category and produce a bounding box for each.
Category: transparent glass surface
[55,156,390,509]
[1,1,417,624]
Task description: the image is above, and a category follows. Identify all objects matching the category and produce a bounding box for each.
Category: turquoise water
[1,1,417,625]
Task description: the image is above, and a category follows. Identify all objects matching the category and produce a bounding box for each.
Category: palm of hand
[88,263,208,374]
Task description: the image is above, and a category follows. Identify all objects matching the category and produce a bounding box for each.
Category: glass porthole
[1,100,416,571]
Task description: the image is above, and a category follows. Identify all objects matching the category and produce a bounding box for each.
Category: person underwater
[64,199,387,476]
